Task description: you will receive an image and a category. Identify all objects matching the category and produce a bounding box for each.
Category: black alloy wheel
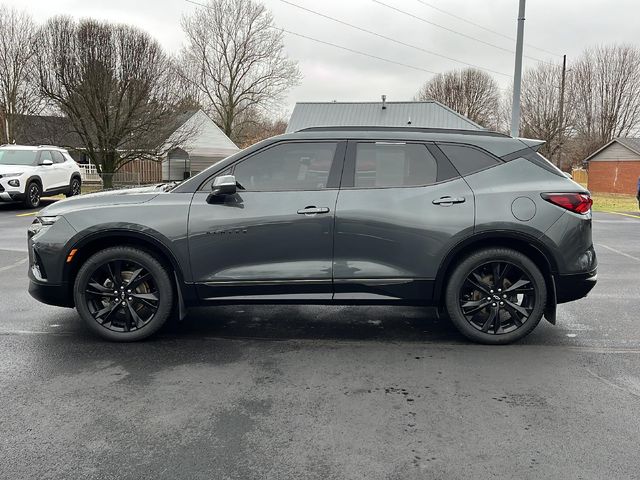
[25,182,41,208]
[74,247,173,341]
[459,261,535,334]
[67,178,81,197]
[445,248,547,344]
[84,259,159,332]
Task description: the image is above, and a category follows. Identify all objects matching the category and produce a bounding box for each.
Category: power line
[185,0,438,75]
[278,0,510,77]
[415,0,561,57]
[277,28,439,75]
[371,0,556,66]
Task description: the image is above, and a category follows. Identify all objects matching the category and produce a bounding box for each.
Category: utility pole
[510,0,526,138]
[556,54,567,168]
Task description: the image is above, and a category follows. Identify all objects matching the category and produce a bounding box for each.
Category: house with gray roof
[285,99,483,133]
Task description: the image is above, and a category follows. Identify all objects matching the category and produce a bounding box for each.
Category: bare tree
[519,62,573,166]
[571,44,640,159]
[179,0,300,143]
[415,68,501,129]
[36,17,192,187]
[237,111,287,148]
[0,6,42,144]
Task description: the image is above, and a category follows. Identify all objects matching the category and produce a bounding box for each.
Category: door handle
[297,206,330,215]
[432,196,466,206]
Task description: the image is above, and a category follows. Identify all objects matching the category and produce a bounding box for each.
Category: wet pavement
[1,202,639,479]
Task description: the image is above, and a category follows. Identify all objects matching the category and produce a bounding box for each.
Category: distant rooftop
[286,100,483,133]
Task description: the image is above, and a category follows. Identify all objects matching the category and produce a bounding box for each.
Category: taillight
[541,193,593,214]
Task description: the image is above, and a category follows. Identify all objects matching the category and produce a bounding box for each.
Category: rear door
[51,150,75,189]
[38,150,67,191]
[333,140,474,302]
[188,140,345,301]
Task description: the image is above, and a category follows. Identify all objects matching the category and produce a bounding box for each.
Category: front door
[188,141,345,301]
[333,140,474,302]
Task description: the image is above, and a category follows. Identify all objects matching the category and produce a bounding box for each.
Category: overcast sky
[7,0,639,116]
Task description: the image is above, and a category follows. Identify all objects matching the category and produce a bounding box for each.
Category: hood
[0,164,37,175]
[39,184,167,216]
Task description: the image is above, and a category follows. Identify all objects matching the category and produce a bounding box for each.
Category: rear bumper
[555,269,597,303]
[28,280,74,308]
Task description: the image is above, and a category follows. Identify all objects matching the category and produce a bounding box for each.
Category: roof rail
[296,126,508,137]
[37,144,64,148]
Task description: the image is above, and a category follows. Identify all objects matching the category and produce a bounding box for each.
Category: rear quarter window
[438,144,501,176]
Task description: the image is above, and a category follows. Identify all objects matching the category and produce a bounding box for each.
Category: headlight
[1,172,23,178]
[39,216,60,225]
[28,216,60,236]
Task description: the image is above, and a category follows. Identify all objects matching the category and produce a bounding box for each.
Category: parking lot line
[607,212,640,219]
[597,243,640,263]
[15,211,38,217]
[0,257,27,273]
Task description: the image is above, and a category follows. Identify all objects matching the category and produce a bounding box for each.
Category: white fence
[78,162,161,187]
[78,164,101,183]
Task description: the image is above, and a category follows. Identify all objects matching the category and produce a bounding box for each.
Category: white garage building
[162,110,239,181]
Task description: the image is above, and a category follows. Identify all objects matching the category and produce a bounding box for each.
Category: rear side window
[439,144,500,176]
[233,142,336,191]
[51,151,65,163]
[354,143,438,188]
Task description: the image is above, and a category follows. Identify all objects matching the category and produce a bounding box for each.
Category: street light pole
[510,0,526,138]
[557,54,567,168]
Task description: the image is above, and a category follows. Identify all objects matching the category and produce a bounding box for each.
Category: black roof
[12,114,84,149]
[9,109,200,150]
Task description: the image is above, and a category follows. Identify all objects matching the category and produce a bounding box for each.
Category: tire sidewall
[445,248,547,345]
[73,247,173,341]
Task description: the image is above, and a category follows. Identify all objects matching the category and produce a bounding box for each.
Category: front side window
[354,143,438,188]
[233,142,336,191]
[0,149,38,166]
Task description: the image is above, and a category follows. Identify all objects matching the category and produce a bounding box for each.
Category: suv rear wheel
[445,248,546,345]
[66,177,81,197]
[73,246,174,341]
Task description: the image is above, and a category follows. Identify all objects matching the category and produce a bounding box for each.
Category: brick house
[584,138,640,195]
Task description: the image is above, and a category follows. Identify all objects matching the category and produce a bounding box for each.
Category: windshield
[0,149,38,166]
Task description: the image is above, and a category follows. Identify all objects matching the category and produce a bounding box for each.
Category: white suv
[0,145,82,208]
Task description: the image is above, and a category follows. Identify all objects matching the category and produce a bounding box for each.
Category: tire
[66,177,81,197]
[445,248,547,345]
[73,246,174,341]
[23,181,41,209]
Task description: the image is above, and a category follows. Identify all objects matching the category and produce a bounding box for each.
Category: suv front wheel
[445,248,547,345]
[24,181,41,209]
[73,246,174,341]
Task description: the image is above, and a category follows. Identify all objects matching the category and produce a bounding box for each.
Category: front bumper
[28,279,73,307]
[0,191,24,202]
[555,269,597,303]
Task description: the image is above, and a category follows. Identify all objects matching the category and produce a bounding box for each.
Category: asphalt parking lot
[1,201,639,479]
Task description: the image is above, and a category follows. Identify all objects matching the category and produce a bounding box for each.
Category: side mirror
[211,174,237,196]
[40,159,53,166]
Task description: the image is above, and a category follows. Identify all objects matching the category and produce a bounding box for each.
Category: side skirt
[192,278,436,306]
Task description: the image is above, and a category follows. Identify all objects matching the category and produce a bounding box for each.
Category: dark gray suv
[27,126,597,344]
